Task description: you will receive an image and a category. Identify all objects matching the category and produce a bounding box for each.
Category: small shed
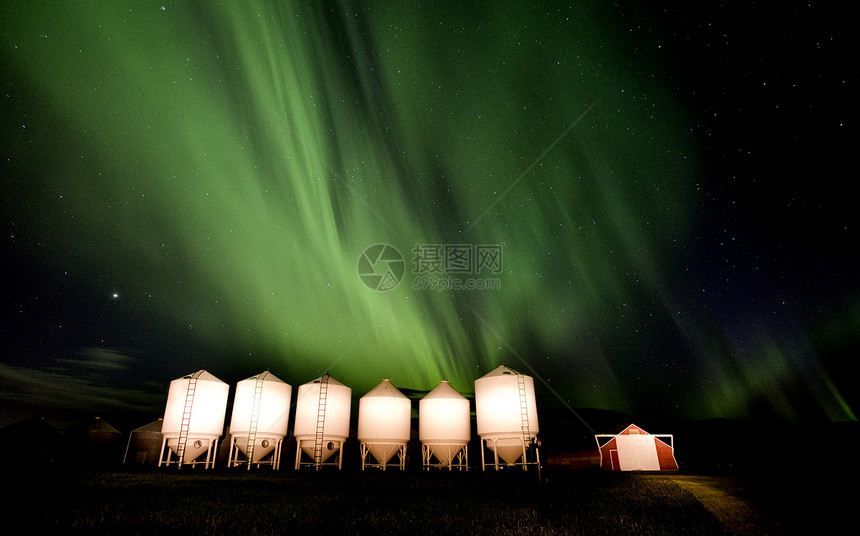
[595,424,678,471]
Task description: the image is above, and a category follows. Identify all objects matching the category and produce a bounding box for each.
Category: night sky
[2,1,857,429]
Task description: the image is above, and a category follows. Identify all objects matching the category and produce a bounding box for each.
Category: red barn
[595,424,678,471]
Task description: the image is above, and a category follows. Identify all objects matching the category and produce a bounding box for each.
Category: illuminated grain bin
[159,370,228,468]
[474,365,540,471]
[419,380,470,470]
[357,379,410,471]
[293,374,351,470]
[228,371,292,470]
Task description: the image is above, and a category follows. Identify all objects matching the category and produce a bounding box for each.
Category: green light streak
[3,1,852,421]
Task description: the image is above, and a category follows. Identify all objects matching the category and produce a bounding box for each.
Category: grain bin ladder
[517,372,530,467]
[176,372,199,468]
[245,373,265,469]
[313,373,330,469]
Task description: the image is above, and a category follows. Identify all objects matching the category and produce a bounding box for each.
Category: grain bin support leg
[274,438,282,470]
[158,437,168,467]
[521,440,528,471]
[480,439,486,471]
[207,439,218,469]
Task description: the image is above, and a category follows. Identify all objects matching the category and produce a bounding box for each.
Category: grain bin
[293,374,351,470]
[357,379,410,470]
[228,371,292,470]
[159,369,229,468]
[59,417,122,468]
[474,365,540,470]
[419,380,470,470]
[123,419,163,465]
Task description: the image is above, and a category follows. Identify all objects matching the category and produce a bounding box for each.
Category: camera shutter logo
[357,243,405,291]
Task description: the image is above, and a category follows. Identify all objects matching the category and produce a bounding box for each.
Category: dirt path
[658,475,789,535]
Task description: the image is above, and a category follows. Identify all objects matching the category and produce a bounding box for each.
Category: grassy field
[3,468,846,534]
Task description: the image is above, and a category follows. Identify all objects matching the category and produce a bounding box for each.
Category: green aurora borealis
[2,1,856,425]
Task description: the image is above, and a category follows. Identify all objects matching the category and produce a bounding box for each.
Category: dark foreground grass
[6,469,738,535]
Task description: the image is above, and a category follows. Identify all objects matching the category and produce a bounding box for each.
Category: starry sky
[2,1,857,429]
